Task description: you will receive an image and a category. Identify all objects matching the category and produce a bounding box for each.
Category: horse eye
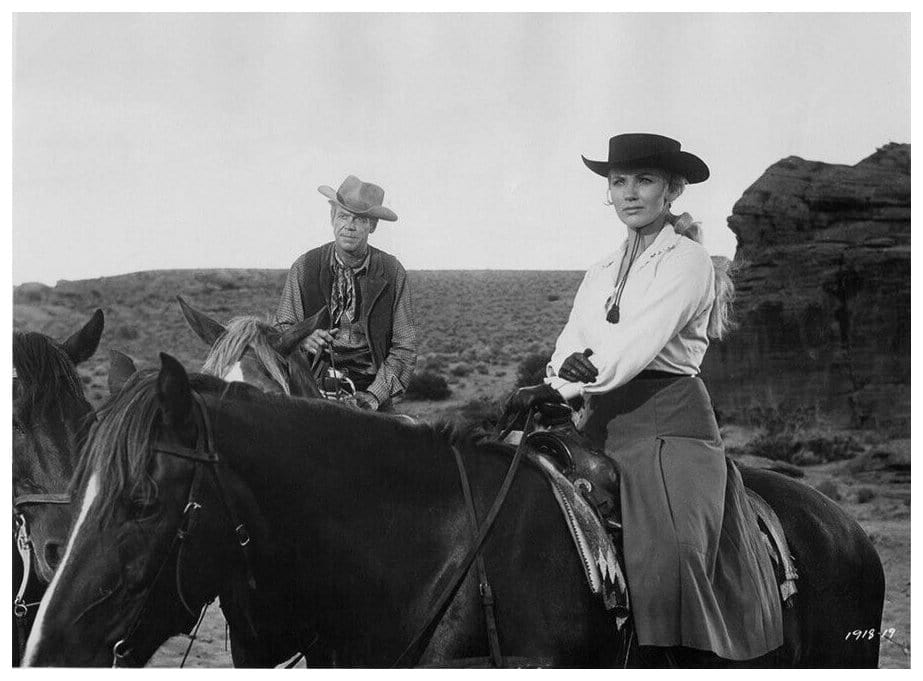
[128,496,160,520]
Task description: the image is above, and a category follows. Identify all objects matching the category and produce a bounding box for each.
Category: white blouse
[546,225,716,401]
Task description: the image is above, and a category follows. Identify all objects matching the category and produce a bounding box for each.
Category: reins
[392,410,534,667]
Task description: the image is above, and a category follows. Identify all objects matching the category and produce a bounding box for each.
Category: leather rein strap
[453,443,504,667]
[392,411,534,668]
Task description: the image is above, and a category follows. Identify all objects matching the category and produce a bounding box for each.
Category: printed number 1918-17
[845,628,895,641]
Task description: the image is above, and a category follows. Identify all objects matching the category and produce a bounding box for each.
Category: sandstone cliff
[703,143,910,433]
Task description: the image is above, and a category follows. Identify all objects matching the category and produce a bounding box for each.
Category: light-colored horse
[177,296,323,398]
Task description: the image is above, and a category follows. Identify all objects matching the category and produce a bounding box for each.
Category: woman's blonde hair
[666,203,737,340]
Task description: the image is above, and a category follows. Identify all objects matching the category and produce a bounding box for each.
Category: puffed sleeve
[583,247,714,394]
[545,269,595,400]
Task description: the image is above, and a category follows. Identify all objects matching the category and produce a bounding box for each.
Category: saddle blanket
[529,451,630,628]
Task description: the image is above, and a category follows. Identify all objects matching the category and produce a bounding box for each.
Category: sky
[11,12,911,285]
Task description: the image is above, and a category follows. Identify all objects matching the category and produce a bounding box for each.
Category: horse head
[13,309,103,583]
[24,354,268,667]
[177,295,322,398]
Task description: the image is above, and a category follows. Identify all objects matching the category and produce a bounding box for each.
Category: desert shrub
[460,348,479,362]
[854,486,876,504]
[741,433,802,463]
[423,355,446,372]
[196,271,240,291]
[450,362,473,377]
[739,403,818,436]
[803,435,863,462]
[405,371,451,401]
[735,431,862,466]
[547,293,561,302]
[815,479,842,502]
[515,352,551,388]
[116,324,140,340]
[476,363,490,375]
[458,396,503,429]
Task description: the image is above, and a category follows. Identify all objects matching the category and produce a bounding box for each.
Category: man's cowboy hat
[581,133,709,184]
[318,175,398,221]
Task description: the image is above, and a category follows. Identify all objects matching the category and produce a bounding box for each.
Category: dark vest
[297,242,399,370]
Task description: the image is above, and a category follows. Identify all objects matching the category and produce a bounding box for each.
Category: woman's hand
[300,328,338,355]
[558,348,598,383]
[506,383,564,414]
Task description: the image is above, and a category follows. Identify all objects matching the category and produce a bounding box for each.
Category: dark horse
[12,310,104,664]
[24,354,883,667]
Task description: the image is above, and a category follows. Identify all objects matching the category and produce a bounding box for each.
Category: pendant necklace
[606,231,642,324]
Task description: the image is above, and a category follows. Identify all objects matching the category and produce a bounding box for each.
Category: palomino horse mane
[201,316,293,394]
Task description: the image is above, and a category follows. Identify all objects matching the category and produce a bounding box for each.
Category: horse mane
[71,369,164,523]
[13,331,90,425]
[430,418,515,459]
[201,316,292,394]
[71,369,299,525]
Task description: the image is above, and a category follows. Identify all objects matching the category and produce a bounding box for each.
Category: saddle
[523,402,799,616]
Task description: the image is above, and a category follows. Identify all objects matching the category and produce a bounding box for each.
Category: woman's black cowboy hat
[582,133,709,184]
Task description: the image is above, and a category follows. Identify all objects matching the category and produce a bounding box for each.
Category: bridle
[13,493,71,620]
[110,391,256,668]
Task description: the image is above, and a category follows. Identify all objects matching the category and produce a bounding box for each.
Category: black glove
[501,383,564,431]
[558,348,598,383]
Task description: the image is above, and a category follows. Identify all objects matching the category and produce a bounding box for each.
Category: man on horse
[274,174,417,410]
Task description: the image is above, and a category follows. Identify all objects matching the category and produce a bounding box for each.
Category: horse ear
[108,350,137,395]
[157,353,193,428]
[275,306,330,356]
[177,295,226,346]
[62,309,104,365]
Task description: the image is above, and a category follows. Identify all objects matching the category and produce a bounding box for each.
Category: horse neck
[210,397,462,530]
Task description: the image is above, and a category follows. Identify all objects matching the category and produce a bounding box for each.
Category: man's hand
[300,328,338,356]
[558,348,598,383]
[355,391,380,411]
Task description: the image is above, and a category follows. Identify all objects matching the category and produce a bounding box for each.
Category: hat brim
[581,151,710,184]
[318,185,398,221]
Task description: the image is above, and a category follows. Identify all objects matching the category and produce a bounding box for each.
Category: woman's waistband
[631,369,697,381]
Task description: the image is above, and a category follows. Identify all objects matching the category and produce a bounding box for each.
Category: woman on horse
[512,133,783,663]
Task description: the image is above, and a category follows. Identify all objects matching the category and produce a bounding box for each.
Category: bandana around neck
[330,250,368,324]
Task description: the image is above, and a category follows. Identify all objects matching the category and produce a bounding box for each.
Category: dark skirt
[579,375,783,660]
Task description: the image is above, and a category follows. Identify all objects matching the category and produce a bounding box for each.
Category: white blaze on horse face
[223,361,245,383]
[23,473,99,663]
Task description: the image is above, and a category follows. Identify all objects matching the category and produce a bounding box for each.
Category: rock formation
[703,143,910,433]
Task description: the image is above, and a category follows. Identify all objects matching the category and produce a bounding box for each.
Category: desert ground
[13,269,910,668]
